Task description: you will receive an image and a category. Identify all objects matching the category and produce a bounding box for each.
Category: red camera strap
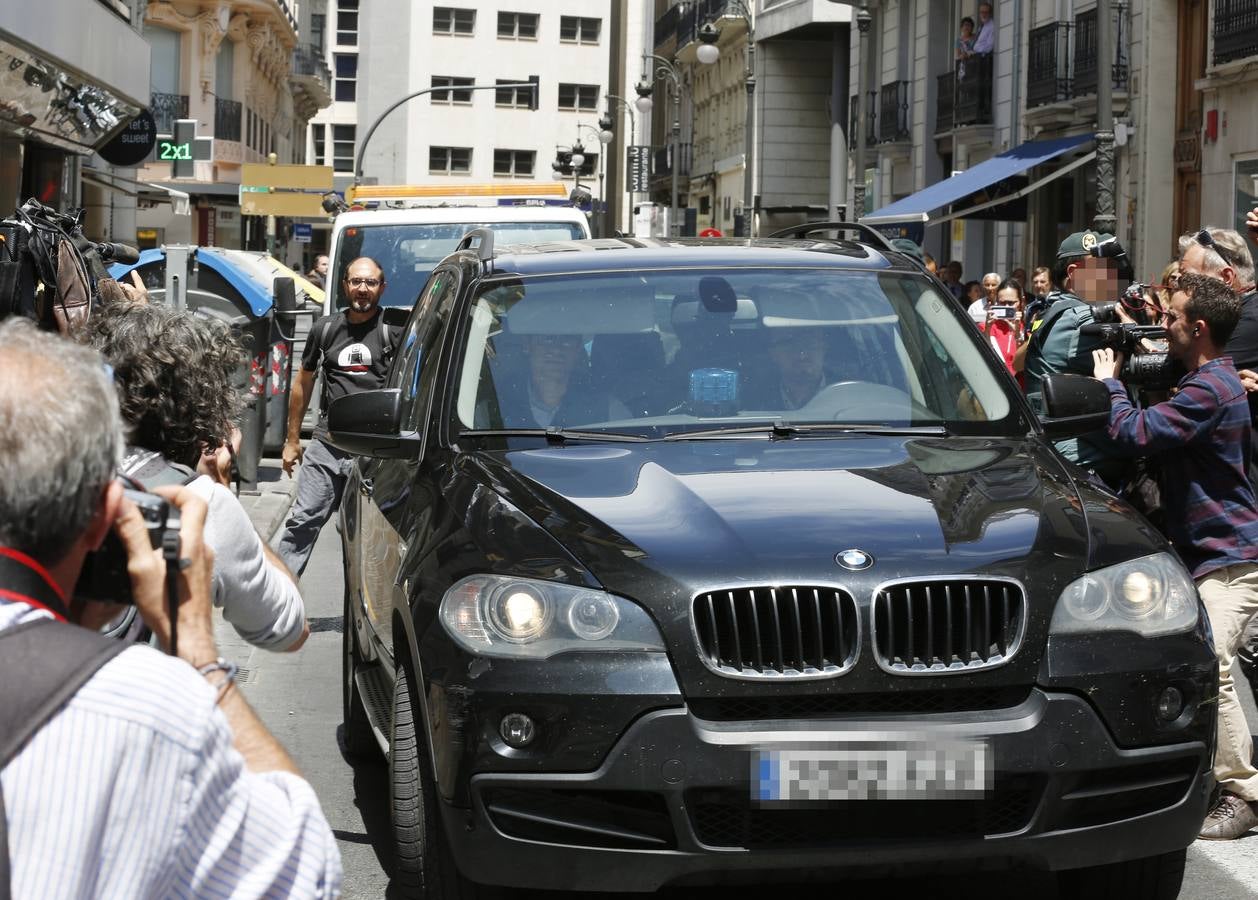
[0,548,69,622]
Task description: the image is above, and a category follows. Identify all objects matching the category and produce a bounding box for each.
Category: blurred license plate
[753,741,990,802]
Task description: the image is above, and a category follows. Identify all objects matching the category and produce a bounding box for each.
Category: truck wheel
[1058,848,1187,900]
[341,585,378,758]
[390,661,505,900]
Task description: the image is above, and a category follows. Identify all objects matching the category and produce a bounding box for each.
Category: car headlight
[440,575,666,659]
[1049,553,1198,637]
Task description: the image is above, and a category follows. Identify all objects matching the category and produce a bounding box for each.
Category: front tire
[390,661,504,900]
[1057,848,1187,900]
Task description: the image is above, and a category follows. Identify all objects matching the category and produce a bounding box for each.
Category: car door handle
[359,478,374,498]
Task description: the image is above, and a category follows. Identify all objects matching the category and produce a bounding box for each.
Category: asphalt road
[217,517,1258,899]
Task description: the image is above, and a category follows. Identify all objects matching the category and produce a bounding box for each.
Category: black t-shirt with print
[303,310,401,435]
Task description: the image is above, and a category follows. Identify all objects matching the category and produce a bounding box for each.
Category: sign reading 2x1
[159,141,193,161]
[156,119,214,177]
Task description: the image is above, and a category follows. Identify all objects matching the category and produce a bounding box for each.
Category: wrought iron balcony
[214,98,241,143]
[936,71,955,133]
[956,54,994,126]
[653,141,692,178]
[1214,0,1258,65]
[290,44,333,115]
[878,80,910,142]
[1027,22,1072,108]
[1072,7,1129,96]
[150,92,188,134]
[654,3,681,49]
[848,92,877,150]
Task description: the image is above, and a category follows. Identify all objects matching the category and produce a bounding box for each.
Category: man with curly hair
[84,300,309,652]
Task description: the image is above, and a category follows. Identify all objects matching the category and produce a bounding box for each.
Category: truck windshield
[331,221,585,309]
[451,268,1026,439]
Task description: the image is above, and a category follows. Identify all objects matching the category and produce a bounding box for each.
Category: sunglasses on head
[1194,229,1239,268]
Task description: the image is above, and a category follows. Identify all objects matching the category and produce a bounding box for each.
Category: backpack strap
[118,447,198,490]
[0,618,127,898]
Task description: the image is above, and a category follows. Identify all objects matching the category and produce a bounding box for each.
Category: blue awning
[862,133,1095,226]
[110,247,273,316]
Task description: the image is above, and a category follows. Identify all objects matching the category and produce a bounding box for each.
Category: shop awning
[862,133,1095,227]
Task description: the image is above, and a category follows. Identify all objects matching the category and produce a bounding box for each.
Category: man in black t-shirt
[277,257,402,577]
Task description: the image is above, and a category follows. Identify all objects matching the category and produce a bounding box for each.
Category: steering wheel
[796,380,924,421]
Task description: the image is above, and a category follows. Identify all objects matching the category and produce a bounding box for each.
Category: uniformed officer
[1021,230,1128,486]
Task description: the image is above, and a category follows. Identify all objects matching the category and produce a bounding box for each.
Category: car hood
[474,436,1096,592]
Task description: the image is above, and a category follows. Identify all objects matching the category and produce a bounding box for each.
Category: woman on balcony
[955,16,976,80]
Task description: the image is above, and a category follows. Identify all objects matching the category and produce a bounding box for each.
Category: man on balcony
[972,3,995,56]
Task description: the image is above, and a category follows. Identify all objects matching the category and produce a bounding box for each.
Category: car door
[354,266,462,660]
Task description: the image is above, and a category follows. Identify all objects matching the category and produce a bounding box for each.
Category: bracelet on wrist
[196,657,239,703]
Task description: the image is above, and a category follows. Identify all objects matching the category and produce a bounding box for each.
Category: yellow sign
[239,192,327,218]
[136,228,158,239]
[240,163,334,190]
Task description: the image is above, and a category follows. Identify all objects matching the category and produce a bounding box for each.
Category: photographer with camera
[0,319,341,896]
[1092,274,1258,840]
[1021,230,1130,486]
[84,299,309,652]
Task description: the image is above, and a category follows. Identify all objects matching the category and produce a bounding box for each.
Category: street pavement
[228,457,1258,899]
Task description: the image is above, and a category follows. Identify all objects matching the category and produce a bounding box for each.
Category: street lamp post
[696,1,755,237]
[852,3,872,221]
[1093,0,1117,235]
[578,123,613,237]
[636,54,682,238]
[605,95,637,232]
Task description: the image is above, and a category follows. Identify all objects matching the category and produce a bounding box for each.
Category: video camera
[1080,321,1180,388]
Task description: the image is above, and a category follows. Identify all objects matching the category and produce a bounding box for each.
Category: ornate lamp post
[852,2,872,220]
[695,1,755,237]
[635,53,683,238]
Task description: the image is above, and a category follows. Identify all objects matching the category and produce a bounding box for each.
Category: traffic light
[528,75,540,111]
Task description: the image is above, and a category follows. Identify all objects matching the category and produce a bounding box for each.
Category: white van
[323,201,590,315]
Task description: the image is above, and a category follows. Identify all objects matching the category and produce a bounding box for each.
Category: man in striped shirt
[0,319,341,897]
[1092,273,1258,840]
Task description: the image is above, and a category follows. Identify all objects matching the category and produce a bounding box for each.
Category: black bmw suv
[331,234,1215,899]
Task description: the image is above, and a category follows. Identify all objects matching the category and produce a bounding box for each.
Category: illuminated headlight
[440,575,665,659]
[1050,553,1198,637]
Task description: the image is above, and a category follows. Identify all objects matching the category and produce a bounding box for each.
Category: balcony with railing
[656,0,731,51]
[214,98,242,143]
[936,71,955,133]
[1214,0,1258,65]
[1072,8,1129,97]
[878,80,910,142]
[848,91,876,150]
[290,44,333,115]
[1027,23,1072,108]
[653,141,693,178]
[151,92,189,134]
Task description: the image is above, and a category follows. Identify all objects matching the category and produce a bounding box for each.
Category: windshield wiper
[664,421,948,440]
[459,427,651,444]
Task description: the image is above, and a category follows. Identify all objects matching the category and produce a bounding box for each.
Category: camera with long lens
[1079,321,1181,388]
[75,488,181,604]
[1092,282,1159,326]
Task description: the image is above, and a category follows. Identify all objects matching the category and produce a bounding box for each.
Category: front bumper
[441,691,1211,892]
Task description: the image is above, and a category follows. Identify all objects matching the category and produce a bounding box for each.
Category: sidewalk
[237,455,299,542]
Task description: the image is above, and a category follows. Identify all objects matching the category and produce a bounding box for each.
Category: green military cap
[1057,230,1116,260]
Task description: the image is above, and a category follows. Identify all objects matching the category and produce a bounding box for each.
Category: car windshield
[331,221,585,309]
[451,267,1023,439]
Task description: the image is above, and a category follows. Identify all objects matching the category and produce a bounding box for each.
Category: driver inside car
[746,326,830,411]
[499,333,630,428]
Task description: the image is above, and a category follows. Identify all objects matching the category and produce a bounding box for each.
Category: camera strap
[0,602,127,899]
[0,549,70,623]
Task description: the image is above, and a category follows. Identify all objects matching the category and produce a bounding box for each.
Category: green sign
[159,140,192,161]
[157,119,213,178]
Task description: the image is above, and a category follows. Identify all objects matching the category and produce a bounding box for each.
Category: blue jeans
[277,438,354,577]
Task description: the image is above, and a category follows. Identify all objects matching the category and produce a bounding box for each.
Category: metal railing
[878,80,910,142]
[291,44,332,90]
[150,92,188,134]
[936,71,955,133]
[956,54,994,126]
[848,91,877,149]
[1072,7,1129,96]
[214,98,241,142]
[653,141,692,177]
[1214,0,1258,65]
[1027,22,1072,108]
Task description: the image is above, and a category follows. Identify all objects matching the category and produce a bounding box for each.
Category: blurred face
[946,263,962,283]
[526,334,584,388]
[1032,271,1051,296]
[979,3,992,21]
[982,274,1000,299]
[769,329,825,385]
[995,287,1021,308]
[961,21,973,37]
[967,283,983,301]
[343,258,385,315]
[1067,256,1118,303]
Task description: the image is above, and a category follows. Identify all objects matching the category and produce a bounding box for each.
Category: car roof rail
[768,221,898,253]
[456,228,496,264]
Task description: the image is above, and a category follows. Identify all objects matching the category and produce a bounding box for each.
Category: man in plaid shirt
[1093,273,1258,840]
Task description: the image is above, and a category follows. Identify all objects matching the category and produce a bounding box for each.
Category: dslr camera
[75,488,181,604]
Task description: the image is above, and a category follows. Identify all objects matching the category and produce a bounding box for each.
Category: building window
[558,83,599,111]
[559,16,600,44]
[431,76,474,104]
[335,53,357,101]
[495,78,532,108]
[311,124,325,165]
[497,11,538,39]
[429,146,472,174]
[493,149,535,177]
[433,7,475,35]
[336,0,358,46]
[310,13,326,53]
[332,125,356,173]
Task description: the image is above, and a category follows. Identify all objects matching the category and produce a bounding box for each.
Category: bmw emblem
[836,549,874,571]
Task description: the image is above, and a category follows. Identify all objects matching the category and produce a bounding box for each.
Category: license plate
[753,741,991,803]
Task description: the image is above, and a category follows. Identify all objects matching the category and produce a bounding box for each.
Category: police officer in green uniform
[1023,230,1128,486]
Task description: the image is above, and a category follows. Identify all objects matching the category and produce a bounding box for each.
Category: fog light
[1156,686,1184,722]
[500,713,536,748]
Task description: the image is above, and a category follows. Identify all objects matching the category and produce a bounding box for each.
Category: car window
[391,266,461,431]
[331,221,585,309]
[450,267,1020,437]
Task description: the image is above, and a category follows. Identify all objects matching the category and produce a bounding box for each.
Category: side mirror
[326,388,423,458]
[1040,374,1112,439]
